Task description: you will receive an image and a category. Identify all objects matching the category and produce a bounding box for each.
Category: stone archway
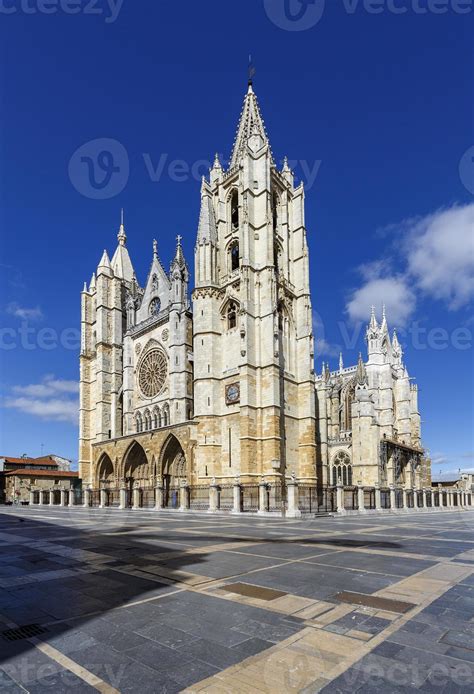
[123,441,149,506]
[160,435,187,508]
[96,453,115,488]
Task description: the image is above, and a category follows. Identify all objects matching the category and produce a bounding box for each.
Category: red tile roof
[1,456,59,467]
[4,469,79,478]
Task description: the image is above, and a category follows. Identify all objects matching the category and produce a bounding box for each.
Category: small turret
[97,249,112,276]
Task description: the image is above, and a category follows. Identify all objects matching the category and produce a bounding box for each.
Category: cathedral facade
[79,83,430,510]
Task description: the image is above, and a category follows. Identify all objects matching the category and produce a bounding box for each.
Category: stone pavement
[0,507,473,693]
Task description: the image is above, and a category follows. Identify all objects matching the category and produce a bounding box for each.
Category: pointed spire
[117,208,126,246]
[230,83,273,167]
[213,153,222,170]
[83,281,88,293]
[173,234,186,269]
[98,249,111,269]
[197,181,217,244]
[392,328,402,357]
[381,304,388,333]
[369,305,378,330]
[89,273,96,292]
[153,239,158,258]
[339,352,344,373]
[356,353,368,386]
[111,211,134,282]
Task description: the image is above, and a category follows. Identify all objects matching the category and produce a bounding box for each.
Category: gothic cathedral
[79,82,429,508]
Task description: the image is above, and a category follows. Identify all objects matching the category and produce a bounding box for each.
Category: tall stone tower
[79,216,135,483]
[193,82,316,485]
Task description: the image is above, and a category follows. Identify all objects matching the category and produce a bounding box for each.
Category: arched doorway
[96,453,114,488]
[160,435,187,508]
[123,441,149,508]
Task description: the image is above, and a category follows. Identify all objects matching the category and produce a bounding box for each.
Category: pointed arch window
[227,302,237,330]
[332,451,352,487]
[229,241,240,273]
[230,189,239,230]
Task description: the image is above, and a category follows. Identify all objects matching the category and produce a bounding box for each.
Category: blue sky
[0,0,472,473]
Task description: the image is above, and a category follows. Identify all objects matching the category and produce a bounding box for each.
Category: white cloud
[405,205,474,310]
[2,375,78,425]
[6,302,43,321]
[4,397,78,424]
[345,203,474,326]
[346,276,416,328]
[12,375,79,398]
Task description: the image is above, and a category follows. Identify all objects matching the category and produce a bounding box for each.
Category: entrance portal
[160,435,187,508]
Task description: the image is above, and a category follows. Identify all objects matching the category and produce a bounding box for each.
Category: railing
[106,489,121,507]
[218,485,234,512]
[242,485,259,512]
[380,489,391,510]
[189,485,209,511]
[298,485,318,513]
[395,489,404,509]
[268,483,286,512]
[344,487,358,511]
[364,489,375,510]
[140,488,156,509]
[90,490,100,508]
[164,486,180,509]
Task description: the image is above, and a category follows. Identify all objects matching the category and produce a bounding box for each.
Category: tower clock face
[226,383,240,405]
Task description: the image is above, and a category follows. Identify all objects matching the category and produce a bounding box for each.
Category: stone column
[179,482,189,512]
[403,488,408,510]
[100,488,107,509]
[358,486,365,513]
[286,479,301,518]
[232,479,242,514]
[69,489,75,507]
[49,490,55,506]
[258,479,268,514]
[155,481,164,510]
[336,483,344,513]
[413,488,419,509]
[209,481,218,513]
[83,488,91,508]
[374,484,382,511]
[132,486,141,510]
[29,490,35,505]
[60,489,66,507]
[422,488,427,509]
[390,484,396,510]
[119,486,127,510]
[38,490,44,506]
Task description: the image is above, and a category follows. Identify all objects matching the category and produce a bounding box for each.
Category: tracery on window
[332,451,352,486]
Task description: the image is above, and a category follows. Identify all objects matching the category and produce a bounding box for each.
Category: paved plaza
[0,508,473,693]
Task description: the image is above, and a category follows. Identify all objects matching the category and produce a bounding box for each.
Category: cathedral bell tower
[193,81,316,484]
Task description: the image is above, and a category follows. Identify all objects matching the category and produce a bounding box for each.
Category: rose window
[149,298,161,316]
[138,349,167,398]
